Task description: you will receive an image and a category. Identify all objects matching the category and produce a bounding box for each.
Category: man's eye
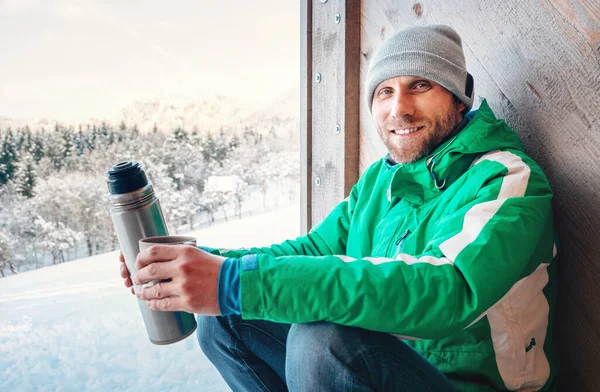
[415,82,430,89]
[378,89,392,96]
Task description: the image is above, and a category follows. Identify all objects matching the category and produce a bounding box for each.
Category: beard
[379,103,463,165]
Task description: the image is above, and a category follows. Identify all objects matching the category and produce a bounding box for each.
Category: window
[0,2,299,390]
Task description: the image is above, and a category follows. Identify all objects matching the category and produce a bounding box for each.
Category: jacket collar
[385,100,524,206]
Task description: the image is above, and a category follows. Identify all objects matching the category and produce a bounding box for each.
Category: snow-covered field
[0,205,300,392]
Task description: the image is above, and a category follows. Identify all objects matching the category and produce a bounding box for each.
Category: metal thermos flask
[106,160,197,345]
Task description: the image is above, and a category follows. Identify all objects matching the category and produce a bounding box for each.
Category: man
[121,25,558,391]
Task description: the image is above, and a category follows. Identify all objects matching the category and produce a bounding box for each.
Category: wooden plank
[344,0,361,199]
[301,0,313,234]
[310,0,360,226]
[556,296,600,392]
[359,0,600,388]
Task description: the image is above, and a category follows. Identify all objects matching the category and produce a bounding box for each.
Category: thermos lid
[106,161,149,194]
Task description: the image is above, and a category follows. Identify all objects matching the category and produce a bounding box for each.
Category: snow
[0,205,300,392]
[204,175,244,194]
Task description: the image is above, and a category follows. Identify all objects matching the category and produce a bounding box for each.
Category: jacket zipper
[395,229,411,254]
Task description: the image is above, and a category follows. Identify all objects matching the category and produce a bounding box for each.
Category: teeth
[393,127,421,135]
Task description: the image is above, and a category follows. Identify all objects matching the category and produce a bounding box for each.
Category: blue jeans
[197,315,456,392]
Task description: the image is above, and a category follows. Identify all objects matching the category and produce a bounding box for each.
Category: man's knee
[285,322,353,386]
[287,322,349,356]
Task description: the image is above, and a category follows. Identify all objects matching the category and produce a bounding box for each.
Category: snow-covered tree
[31,131,45,164]
[265,151,299,203]
[30,173,114,257]
[0,231,16,276]
[223,128,271,206]
[14,153,36,198]
[0,183,37,271]
[35,217,83,264]
[198,190,228,224]
[0,129,18,185]
[232,180,248,219]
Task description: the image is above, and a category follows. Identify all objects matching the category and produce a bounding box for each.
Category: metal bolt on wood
[335,124,341,134]
[413,3,423,17]
[335,13,341,24]
[319,0,328,3]
[315,177,321,186]
[315,73,322,83]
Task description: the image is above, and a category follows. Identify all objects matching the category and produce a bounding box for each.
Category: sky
[0,0,300,122]
[0,204,300,392]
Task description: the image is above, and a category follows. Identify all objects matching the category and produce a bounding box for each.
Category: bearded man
[124,25,558,391]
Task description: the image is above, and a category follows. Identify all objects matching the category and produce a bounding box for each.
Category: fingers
[120,262,130,279]
[133,260,176,285]
[119,251,133,293]
[135,245,180,270]
[120,261,133,289]
[137,281,176,300]
[145,296,183,312]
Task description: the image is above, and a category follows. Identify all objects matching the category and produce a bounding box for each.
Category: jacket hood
[387,99,524,205]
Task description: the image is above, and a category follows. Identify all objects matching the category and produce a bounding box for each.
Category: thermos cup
[106,160,197,345]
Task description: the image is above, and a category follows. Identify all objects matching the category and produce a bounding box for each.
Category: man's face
[371,76,466,164]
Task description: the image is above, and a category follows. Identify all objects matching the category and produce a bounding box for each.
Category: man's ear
[453,94,467,115]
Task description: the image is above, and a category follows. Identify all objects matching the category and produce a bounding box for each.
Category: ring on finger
[153,282,162,298]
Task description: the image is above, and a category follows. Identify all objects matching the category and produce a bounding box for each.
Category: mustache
[383,119,426,130]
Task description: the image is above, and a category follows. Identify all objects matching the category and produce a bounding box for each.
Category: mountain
[0,116,82,132]
[117,94,248,133]
[227,87,299,130]
[0,88,299,135]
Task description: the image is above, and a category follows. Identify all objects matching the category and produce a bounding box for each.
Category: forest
[0,119,299,276]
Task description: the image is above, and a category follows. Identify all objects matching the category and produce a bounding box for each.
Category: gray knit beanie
[365,24,474,113]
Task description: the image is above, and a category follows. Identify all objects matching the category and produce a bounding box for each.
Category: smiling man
[124,25,558,391]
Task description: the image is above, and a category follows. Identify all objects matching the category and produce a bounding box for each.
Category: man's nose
[390,93,415,119]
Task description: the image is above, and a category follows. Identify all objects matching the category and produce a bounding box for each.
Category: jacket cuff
[217,257,242,316]
[199,245,222,256]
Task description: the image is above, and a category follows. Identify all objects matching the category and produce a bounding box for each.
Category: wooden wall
[301,0,361,231]
[302,0,600,390]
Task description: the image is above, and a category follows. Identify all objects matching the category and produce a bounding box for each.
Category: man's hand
[132,245,226,315]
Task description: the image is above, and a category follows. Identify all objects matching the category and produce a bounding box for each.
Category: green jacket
[217,100,558,391]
